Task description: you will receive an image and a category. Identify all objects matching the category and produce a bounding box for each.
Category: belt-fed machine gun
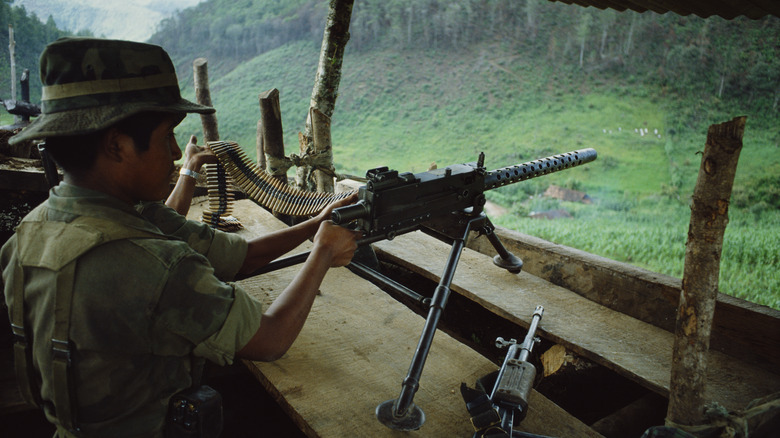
[332,148,596,271]
[331,149,596,431]
[240,148,597,431]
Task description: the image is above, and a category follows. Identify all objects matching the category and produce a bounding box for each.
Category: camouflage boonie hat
[9,37,214,145]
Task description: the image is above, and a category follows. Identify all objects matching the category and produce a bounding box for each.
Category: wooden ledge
[467,226,780,373]
[189,200,601,437]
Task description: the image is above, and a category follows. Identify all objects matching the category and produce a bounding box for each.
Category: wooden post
[193,57,219,142]
[20,69,30,122]
[299,0,354,192]
[8,25,15,100]
[8,24,17,124]
[310,108,335,192]
[192,57,241,230]
[666,116,747,429]
[256,120,265,172]
[258,88,287,185]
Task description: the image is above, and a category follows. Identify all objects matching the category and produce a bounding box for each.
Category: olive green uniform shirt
[1,183,264,437]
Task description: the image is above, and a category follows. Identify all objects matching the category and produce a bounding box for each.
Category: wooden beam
[465,226,780,375]
[0,158,51,192]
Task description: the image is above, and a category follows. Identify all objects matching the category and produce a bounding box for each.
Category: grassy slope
[173,39,779,309]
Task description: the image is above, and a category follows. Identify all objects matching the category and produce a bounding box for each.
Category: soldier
[1,37,360,437]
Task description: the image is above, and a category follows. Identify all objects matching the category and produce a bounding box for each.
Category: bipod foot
[376,399,425,431]
[493,253,523,273]
[480,217,523,273]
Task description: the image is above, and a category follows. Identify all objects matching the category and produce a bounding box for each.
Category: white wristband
[179,167,201,179]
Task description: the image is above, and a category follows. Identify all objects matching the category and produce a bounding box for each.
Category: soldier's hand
[312,220,361,267]
[183,135,217,170]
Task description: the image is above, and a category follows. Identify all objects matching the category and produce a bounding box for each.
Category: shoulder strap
[50,260,78,432]
[11,215,165,433]
[11,260,42,408]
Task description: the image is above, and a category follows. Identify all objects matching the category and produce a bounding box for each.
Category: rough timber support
[298,0,353,192]
[667,116,746,428]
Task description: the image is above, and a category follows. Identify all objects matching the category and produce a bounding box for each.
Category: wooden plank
[0,159,51,192]
[466,227,780,374]
[190,200,601,438]
[373,231,780,412]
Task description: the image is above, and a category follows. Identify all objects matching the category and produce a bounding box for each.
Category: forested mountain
[4,0,777,130]
[150,0,778,209]
[0,0,70,102]
[152,0,779,112]
[14,0,203,42]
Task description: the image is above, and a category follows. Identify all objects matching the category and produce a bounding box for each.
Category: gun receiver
[332,148,597,242]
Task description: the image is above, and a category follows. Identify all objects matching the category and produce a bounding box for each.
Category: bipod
[376,210,523,431]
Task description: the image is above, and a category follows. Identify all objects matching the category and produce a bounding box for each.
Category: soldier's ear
[100,127,133,163]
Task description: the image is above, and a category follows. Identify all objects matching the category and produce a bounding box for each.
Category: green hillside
[173,50,778,309]
[165,2,779,308]
[5,0,778,308]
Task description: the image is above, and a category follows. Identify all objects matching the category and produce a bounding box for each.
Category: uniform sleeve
[192,286,263,366]
[154,250,262,365]
[137,201,248,280]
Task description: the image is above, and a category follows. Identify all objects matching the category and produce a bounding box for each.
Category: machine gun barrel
[483,148,597,191]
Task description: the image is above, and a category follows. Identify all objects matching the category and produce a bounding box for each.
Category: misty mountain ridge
[12,0,204,42]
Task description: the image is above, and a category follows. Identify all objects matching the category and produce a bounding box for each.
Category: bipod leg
[481,218,523,273]
[376,216,478,430]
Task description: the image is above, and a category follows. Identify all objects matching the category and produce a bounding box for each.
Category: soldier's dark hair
[44,112,177,175]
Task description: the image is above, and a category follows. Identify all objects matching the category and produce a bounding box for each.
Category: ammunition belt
[207,141,356,218]
[201,160,243,232]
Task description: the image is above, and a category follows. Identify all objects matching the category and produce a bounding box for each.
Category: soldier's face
[128,116,183,201]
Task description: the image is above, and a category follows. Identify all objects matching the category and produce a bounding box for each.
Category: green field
[492,198,779,309]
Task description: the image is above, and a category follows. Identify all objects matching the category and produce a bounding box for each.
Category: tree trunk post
[8,24,17,124]
[258,88,287,185]
[8,25,15,99]
[20,69,30,122]
[256,120,265,172]
[310,108,335,193]
[193,57,219,142]
[666,116,747,430]
[298,0,354,192]
[193,57,241,229]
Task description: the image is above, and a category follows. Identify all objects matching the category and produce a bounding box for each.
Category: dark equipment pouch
[165,385,223,438]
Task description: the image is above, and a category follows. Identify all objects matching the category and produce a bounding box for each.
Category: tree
[576,10,592,68]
